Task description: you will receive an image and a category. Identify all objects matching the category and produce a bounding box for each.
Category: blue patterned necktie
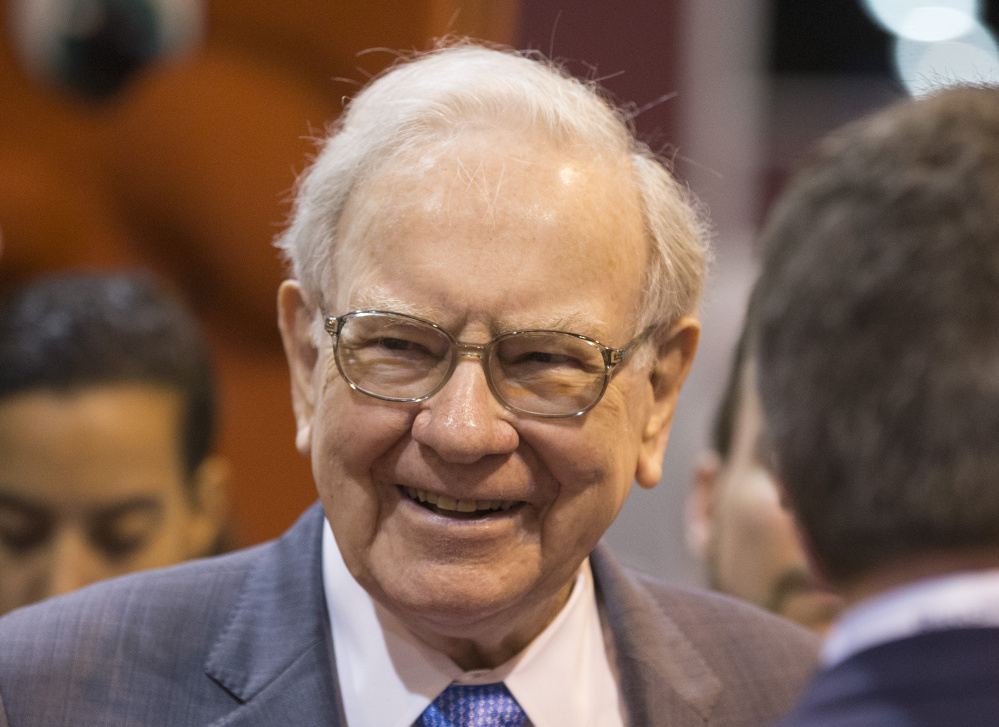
[418,683,527,727]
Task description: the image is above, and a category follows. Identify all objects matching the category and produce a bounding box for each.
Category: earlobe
[277,280,320,457]
[634,318,701,489]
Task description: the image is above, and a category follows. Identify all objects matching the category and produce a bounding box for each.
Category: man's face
[0,384,223,615]
[281,131,698,661]
[688,363,843,633]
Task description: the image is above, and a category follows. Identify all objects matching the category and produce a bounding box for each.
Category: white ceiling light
[863,0,980,41]
[900,6,978,41]
[895,20,999,94]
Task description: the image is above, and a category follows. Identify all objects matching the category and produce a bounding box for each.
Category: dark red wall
[517,1,684,156]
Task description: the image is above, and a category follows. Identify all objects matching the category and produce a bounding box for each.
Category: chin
[372,562,554,636]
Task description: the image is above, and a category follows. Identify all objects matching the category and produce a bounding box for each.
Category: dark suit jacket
[775,628,999,727]
[0,503,818,726]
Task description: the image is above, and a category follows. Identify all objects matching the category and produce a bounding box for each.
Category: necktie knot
[419,682,527,727]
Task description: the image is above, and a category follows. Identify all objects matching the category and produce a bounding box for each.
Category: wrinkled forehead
[327,129,646,305]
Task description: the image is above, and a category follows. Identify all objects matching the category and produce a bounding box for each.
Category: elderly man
[687,328,843,633]
[0,45,816,726]
[751,86,999,726]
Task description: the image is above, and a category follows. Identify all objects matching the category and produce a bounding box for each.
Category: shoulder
[0,542,263,646]
[591,546,819,726]
[0,544,266,717]
[0,503,329,725]
[776,628,999,727]
[635,572,820,674]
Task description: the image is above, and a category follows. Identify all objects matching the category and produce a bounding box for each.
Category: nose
[411,357,519,463]
[44,527,103,599]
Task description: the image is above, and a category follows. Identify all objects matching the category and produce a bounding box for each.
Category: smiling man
[0,45,816,727]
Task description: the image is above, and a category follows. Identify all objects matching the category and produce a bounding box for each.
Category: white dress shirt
[822,568,999,667]
[321,520,626,727]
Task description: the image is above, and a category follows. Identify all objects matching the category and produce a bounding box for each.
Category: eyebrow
[346,292,438,320]
[345,292,611,339]
[0,491,163,520]
[0,491,50,520]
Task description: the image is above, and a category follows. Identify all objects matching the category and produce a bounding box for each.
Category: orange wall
[0,0,516,546]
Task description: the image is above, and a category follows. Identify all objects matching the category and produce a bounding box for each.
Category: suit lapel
[591,544,721,727]
[204,503,345,727]
[197,511,721,726]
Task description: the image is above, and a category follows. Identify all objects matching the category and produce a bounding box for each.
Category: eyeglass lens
[335,313,609,416]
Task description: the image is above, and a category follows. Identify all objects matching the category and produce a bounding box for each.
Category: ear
[184,454,230,558]
[278,280,320,457]
[685,451,721,558]
[634,317,700,489]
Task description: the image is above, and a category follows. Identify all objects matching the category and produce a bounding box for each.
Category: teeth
[405,487,517,513]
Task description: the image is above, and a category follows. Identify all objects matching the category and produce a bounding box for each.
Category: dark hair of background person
[710,326,778,472]
[750,85,999,586]
[0,271,216,481]
[711,324,751,461]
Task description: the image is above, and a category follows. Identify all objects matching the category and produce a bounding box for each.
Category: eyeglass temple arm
[320,303,342,338]
[604,326,655,369]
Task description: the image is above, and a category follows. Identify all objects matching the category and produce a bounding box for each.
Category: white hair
[276,41,709,338]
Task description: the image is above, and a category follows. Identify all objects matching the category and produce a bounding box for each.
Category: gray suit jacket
[0,503,818,726]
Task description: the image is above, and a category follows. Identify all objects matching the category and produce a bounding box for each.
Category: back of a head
[752,86,999,587]
[276,41,707,337]
[0,271,215,476]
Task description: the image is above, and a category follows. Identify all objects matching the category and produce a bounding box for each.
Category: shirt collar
[321,518,624,727]
[822,568,999,667]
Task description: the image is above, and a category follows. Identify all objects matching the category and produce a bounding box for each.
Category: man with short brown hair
[753,85,999,726]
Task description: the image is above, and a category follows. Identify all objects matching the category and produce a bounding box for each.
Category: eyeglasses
[322,309,651,418]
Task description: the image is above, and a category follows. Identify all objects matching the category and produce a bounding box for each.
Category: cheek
[541,478,626,558]
[522,420,639,552]
[0,550,47,607]
[715,476,805,583]
[309,385,415,551]
[127,511,189,565]
[732,479,800,553]
[312,387,414,485]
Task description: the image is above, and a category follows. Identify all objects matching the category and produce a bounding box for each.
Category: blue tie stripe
[419,682,527,727]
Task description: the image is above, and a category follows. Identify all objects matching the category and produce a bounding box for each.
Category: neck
[840,547,999,607]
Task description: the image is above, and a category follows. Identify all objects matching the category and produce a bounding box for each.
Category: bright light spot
[894,21,999,95]
[863,0,980,39]
[900,7,977,41]
[559,166,581,185]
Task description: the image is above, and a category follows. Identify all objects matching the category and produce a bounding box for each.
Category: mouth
[401,486,523,519]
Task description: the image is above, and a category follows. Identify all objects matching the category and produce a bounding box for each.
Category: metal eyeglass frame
[322,309,652,418]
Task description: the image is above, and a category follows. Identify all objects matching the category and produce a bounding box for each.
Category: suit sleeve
[0,684,11,727]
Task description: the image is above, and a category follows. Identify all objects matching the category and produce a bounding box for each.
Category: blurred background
[1,0,996,586]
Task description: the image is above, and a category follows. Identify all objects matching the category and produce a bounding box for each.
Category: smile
[402,486,520,517]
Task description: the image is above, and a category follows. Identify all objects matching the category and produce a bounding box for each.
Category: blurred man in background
[753,85,999,725]
[0,271,228,615]
[687,327,843,633]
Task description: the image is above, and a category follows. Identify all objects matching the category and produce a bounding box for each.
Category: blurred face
[689,363,843,633]
[280,132,699,667]
[0,384,221,615]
